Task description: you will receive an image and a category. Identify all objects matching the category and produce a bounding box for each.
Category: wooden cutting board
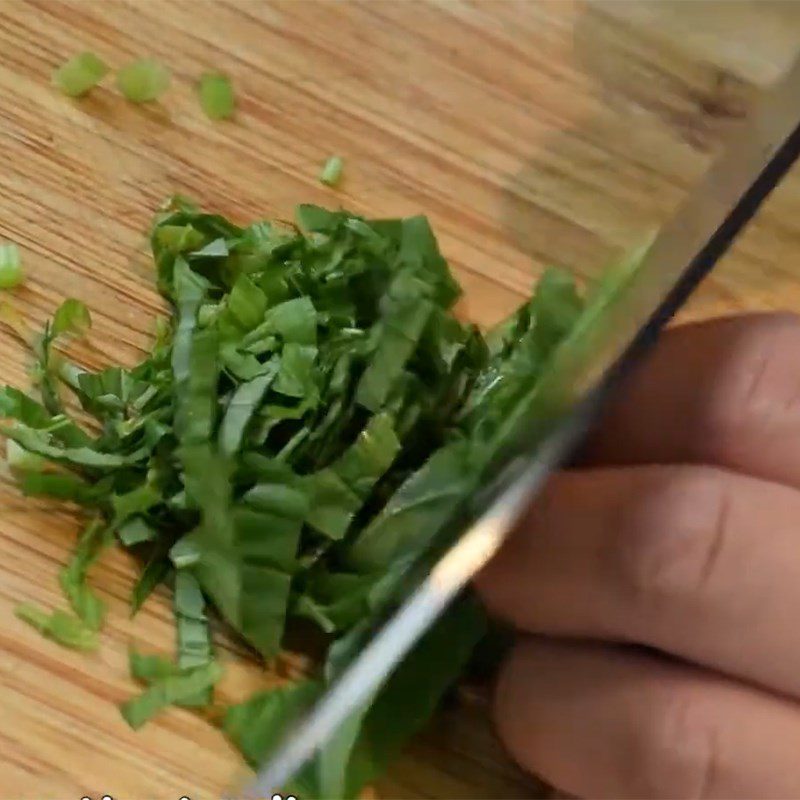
[1,2,799,798]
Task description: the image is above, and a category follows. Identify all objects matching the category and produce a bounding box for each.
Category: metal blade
[245,51,800,797]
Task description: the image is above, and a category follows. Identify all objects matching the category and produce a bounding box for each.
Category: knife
[246,50,800,797]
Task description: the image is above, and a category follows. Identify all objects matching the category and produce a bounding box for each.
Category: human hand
[476,313,800,799]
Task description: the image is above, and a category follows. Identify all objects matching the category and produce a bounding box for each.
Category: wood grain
[0,2,799,798]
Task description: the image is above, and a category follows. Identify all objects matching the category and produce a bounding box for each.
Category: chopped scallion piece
[52,52,109,97]
[0,243,22,289]
[116,58,170,103]
[198,72,235,120]
[319,155,344,187]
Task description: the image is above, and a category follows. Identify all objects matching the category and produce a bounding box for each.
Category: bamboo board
[1,2,799,798]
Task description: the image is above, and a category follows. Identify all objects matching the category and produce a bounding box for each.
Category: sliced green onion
[116,59,170,103]
[52,52,109,97]
[319,156,344,187]
[0,243,22,289]
[198,72,235,120]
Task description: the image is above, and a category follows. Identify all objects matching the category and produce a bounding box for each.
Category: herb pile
[2,197,599,797]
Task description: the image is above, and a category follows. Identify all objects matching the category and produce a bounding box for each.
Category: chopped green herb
[52,298,91,337]
[0,194,643,798]
[15,603,98,651]
[198,72,235,120]
[0,243,23,289]
[130,545,171,616]
[6,438,47,472]
[129,648,181,682]
[59,518,110,630]
[120,660,222,729]
[52,51,109,97]
[18,471,107,506]
[319,155,344,187]
[116,58,170,103]
[117,517,157,546]
[224,679,321,793]
[173,571,213,705]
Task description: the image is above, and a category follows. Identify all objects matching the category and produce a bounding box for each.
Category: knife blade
[245,50,800,797]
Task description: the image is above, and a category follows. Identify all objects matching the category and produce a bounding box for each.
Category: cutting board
[1,2,800,798]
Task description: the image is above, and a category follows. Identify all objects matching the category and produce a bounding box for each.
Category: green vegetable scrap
[0,196,635,797]
[15,603,98,651]
[116,58,170,103]
[6,438,46,472]
[0,243,23,289]
[52,297,92,337]
[59,517,111,631]
[320,155,344,187]
[120,660,223,729]
[198,72,235,120]
[52,51,109,97]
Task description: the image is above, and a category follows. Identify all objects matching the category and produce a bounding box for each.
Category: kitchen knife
[245,49,800,797]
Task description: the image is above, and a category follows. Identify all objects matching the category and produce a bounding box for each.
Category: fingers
[495,638,800,799]
[583,313,800,489]
[476,464,800,697]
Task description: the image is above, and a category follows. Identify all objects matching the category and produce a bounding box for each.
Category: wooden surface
[1,2,800,798]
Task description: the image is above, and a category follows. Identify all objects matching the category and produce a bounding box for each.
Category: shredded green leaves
[52,51,109,97]
[52,298,91,337]
[15,603,98,651]
[198,72,235,120]
[6,438,46,472]
[120,661,223,729]
[116,58,171,103]
[59,518,111,631]
[0,196,638,796]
